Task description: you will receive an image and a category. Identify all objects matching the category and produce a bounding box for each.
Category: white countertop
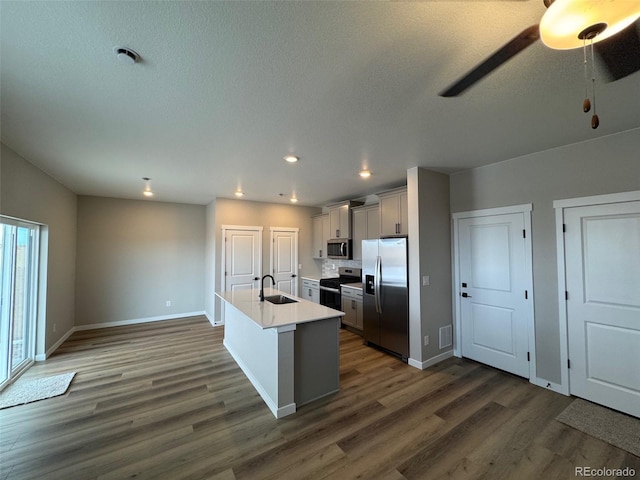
[300,275,323,282]
[216,288,344,329]
[342,282,363,290]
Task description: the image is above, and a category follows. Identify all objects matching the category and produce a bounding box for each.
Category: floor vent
[439,325,453,349]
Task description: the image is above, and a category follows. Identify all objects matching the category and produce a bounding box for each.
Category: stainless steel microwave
[327,239,352,259]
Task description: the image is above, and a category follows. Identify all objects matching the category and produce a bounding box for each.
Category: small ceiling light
[235,190,245,197]
[359,170,372,178]
[290,196,298,203]
[284,155,299,163]
[142,177,154,197]
[540,0,640,50]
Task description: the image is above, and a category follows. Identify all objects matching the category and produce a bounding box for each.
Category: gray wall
[75,196,206,326]
[0,143,77,354]
[212,198,322,321]
[408,167,452,364]
[449,127,640,383]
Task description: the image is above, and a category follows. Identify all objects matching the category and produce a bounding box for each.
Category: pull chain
[590,39,599,129]
[582,38,591,113]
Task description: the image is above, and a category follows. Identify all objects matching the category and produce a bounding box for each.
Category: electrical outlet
[424,335,429,346]
[422,275,430,286]
[166,300,172,307]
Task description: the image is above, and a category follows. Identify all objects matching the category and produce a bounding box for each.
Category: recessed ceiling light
[290,196,298,203]
[284,155,299,163]
[359,170,372,178]
[235,190,245,197]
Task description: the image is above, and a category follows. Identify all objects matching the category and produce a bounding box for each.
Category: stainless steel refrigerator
[362,237,409,360]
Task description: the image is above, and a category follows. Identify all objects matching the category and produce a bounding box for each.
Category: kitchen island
[215,288,344,418]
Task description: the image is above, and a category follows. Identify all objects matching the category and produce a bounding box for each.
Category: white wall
[0,143,77,354]
[449,127,640,384]
[75,196,206,326]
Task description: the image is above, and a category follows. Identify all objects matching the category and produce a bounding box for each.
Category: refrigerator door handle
[375,255,382,313]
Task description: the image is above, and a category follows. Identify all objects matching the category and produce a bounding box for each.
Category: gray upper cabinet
[378,187,408,236]
[352,204,380,260]
[327,201,363,239]
[312,214,329,259]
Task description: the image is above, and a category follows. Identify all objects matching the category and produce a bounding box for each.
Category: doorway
[221,226,262,293]
[270,228,299,296]
[555,191,640,417]
[452,205,534,379]
[1,217,40,391]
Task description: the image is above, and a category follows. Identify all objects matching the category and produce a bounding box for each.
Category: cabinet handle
[336,229,340,237]
[352,300,356,309]
[309,289,312,296]
[319,249,322,257]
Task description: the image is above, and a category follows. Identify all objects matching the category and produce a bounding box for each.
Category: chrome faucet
[259,275,275,301]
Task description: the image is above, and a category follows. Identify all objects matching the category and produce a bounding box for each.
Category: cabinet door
[379,195,399,236]
[330,204,349,238]
[355,299,363,330]
[352,209,367,261]
[366,206,380,239]
[398,191,408,235]
[312,215,328,258]
[341,296,356,327]
[311,288,320,304]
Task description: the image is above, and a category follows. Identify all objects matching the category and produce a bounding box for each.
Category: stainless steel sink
[264,294,298,305]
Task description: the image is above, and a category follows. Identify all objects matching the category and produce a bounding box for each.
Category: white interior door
[223,227,262,292]
[564,201,640,417]
[270,228,298,296]
[457,212,531,378]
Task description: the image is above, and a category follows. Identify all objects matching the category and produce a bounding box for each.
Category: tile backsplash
[321,259,362,277]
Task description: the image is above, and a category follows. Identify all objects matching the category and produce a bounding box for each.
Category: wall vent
[439,325,453,349]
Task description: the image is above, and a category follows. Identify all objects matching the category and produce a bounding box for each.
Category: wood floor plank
[1,316,636,480]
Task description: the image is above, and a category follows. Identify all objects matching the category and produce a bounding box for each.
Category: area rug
[0,371,76,409]
[556,398,640,457]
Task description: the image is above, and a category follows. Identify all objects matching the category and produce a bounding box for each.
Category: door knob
[461,292,472,298]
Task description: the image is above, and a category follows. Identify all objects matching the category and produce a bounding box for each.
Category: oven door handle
[320,286,340,293]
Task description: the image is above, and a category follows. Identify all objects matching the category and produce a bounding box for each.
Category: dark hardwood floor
[1,316,637,479]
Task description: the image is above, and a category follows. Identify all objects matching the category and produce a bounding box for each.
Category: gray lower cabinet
[301,278,320,303]
[341,286,363,331]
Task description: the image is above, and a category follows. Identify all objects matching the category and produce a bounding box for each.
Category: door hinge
[568,359,571,369]
[523,229,526,238]
[527,352,530,362]
[525,290,528,299]
[565,291,569,300]
[562,224,566,233]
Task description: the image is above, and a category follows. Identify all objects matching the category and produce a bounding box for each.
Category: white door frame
[553,190,640,397]
[452,204,536,380]
[269,227,299,296]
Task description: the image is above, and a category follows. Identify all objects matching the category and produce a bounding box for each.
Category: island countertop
[216,288,344,329]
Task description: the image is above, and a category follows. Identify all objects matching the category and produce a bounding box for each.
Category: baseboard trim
[37,312,207,360]
[74,311,206,332]
[408,350,454,370]
[205,311,222,327]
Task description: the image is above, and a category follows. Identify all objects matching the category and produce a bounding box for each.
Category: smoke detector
[114,47,139,65]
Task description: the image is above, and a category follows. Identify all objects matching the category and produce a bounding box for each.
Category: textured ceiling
[1,1,639,206]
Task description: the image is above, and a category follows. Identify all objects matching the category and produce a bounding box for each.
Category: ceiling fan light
[540,0,640,50]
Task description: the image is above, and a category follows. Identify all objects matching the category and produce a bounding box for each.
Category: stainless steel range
[319,267,361,310]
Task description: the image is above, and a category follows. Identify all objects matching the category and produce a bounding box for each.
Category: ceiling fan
[439,0,640,98]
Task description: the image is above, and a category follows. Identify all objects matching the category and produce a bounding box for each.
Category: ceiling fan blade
[595,21,640,82]
[439,24,540,97]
